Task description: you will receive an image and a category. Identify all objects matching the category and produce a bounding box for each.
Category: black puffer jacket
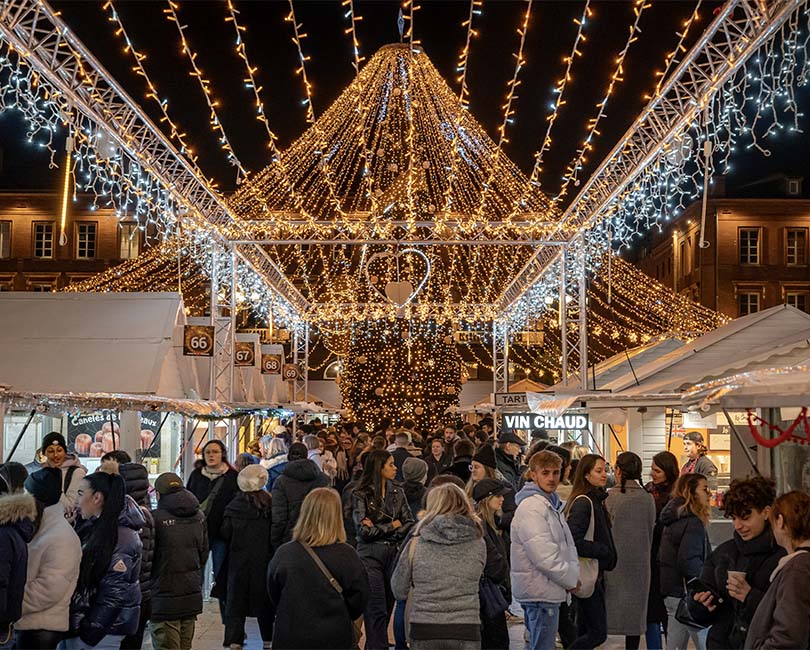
[150,488,208,622]
[271,459,330,549]
[217,493,273,619]
[70,498,144,644]
[495,448,523,491]
[352,480,415,546]
[658,496,710,598]
[403,480,427,519]
[185,464,239,541]
[693,527,785,649]
[566,488,617,573]
[0,493,36,630]
[482,521,511,601]
[119,463,154,604]
[442,455,472,483]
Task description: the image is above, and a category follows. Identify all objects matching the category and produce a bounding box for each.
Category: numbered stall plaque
[234,341,256,367]
[261,354,282,375]
[183,325,214,357]
[283,364,299,381]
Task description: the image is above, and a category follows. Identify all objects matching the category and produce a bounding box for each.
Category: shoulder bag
[300,541,363,645]
[572,494,599,599]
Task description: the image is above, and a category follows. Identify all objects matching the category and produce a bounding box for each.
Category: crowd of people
[0,421,809,650]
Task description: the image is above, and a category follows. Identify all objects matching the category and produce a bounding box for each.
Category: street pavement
[140,600,656,649]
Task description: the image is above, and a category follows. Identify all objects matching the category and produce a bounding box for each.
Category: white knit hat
[237,464,268,492]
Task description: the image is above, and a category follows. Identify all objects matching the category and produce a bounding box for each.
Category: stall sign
[67,411,161,458]
[261,354,282,374]
[283,364,299,381]
[234,341,256,367]
[495,392,528,407]
[183,325,214,357]
[502,412,589,431]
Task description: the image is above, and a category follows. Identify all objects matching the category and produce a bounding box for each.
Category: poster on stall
[67,411,161,458]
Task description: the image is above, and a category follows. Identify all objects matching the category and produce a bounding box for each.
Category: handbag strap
[573,494,595,542]
[299,541,343,594]
[408,534,419,587]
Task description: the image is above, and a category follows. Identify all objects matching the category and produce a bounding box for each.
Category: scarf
[202,464,227,481]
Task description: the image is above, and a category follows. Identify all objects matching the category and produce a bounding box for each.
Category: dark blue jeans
[210,536,228,623]
[394,599,407,650]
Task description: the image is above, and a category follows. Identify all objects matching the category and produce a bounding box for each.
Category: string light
[164,0,248,182]
[102,0,204,175]
[554,0,649,205]
[514,0,591,207]
[441,0,482,216]
[475,0,533,222]
[649,1,703,100]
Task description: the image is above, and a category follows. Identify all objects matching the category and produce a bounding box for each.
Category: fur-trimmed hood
[0,492,37,543]
[0,491,37,525]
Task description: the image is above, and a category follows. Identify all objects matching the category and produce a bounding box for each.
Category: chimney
[708,175,726,198]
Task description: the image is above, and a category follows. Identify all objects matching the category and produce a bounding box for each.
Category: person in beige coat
[15,468,81,650]
[604,452,656,650]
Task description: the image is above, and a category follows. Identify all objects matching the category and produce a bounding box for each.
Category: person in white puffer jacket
[511,450,580,650]
[16,468,81,650]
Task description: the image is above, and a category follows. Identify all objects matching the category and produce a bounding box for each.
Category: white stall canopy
[0,292,200,398]
[683,364,810,410]
[600,305,810,395]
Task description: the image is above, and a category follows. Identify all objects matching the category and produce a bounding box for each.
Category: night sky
[1,1,808,199]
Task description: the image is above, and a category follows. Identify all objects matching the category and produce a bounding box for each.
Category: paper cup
[727,570,746,582]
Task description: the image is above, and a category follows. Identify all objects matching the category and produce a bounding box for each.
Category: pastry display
[74,433,92,456]
[89,442,104,457]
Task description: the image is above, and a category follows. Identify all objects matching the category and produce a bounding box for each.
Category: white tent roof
[0,292,199,398]
[601,305,810,395]
[683,364,810,409]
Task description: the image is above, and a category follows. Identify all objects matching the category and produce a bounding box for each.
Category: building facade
[0,192,144,291]
[629,176,810,317]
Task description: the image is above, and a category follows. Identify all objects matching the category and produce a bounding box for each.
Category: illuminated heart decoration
[365,248,431,307]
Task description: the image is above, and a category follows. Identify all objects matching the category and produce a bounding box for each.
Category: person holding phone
[658,473,711,650]
[691,477,784,649]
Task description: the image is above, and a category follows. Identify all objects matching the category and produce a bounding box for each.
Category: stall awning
[682,365,810,410]
[0,292,199,398]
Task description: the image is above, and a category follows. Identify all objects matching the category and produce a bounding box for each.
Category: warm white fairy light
[164,0,248,183]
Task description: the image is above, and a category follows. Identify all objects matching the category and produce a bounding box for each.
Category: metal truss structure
[293,325,310,403]
[0,0,306,318]
[498,0,806,314]
[559,239,588,390]
[0,0,804,398]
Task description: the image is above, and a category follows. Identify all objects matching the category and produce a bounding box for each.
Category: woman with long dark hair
[185,439,239,621]
[352,450,414,650]
[217,464,275,650]
[604,452,656,650]
[644,450,679,650]
[658,473,711,650]
[66,469,143,649]
[564,454,617,650]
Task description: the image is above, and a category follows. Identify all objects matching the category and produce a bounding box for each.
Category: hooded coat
[70,497,145,642]
[604,481,656,635]
[217,493,273,619]
[658,496,710,598]
[261,453,288,491]
[0,492,37,630]
[119,463,155,605]
[268,541,369,649]
[510,483,579,604]
[745,547,810,650]
[271,459,330,549]
[693,527,785,649]
[150,488,208,622]
[15,502,81,633]
[392,514,486,642]
[494,447,522,491]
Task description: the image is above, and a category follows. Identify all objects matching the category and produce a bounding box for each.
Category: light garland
[475,0,533,222]
[515,0,591,205]
[554,0,649,205]
[102,0,208,178]
[504,3,810,334]
[164,0,248,183]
